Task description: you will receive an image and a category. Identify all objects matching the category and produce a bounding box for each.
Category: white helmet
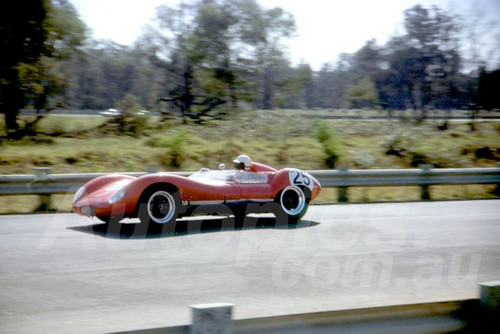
[233,154,252,170]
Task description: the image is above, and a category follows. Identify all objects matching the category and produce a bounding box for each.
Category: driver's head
[233,154,252,170]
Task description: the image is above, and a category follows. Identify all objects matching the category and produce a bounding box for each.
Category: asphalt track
[1,200,499,333]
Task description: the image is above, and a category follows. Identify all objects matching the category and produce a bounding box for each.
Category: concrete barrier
[111,281,498,334]
[191,303,234,334]
[480,281,500,311]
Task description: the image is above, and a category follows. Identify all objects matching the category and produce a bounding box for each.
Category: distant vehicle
[99,108,121,116]
[137,110,149,116]
[73,155,322,225]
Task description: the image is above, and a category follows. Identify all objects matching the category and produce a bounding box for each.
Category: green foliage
[150,0,298,119]
[313,121,332,143]
[46,1,87,55]
[323,141,340,168]
[116,94,142,113]
[116,115,147,137]
[100,112,148,137]
[344,77,378,108]
[149,131,191,168]
[0,0,87,134]
[313,122,340,168]
[0,0,48,131]
[384,134,409,157]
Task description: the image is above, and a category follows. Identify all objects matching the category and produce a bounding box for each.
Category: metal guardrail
[313,165,500,187]
[1,165,499,208]
[0,168,190,195]
[314,164,500,201]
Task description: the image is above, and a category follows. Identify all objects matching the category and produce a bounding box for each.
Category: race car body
[73,160,321,225]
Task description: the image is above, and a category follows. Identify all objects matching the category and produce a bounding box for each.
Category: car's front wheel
[275,185,309,225]
[138,186,180,225]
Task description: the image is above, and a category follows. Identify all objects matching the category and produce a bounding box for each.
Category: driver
[233,154,278,173]
[233,154,252,171]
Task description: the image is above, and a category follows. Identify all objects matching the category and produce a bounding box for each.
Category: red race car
[73,155,321,225]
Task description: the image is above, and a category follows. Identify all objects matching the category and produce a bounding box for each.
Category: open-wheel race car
[73,155,321,225]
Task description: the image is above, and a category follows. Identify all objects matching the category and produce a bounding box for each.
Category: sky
[71,0,500,70]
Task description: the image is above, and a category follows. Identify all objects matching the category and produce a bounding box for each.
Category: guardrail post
[419,164,432,201]
[34,167,53,212]
[191,303,234,334]
[337,166,349,202]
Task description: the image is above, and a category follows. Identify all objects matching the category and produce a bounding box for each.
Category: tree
[403,5,461,117]
[191,0,238,113]
[478,68,500,110]
[352,39,382,80]
[0,0,87,135]
[345,77,378,108]
[312,64,337,109]
[238,4,296,109]
[283,62,313,109]
[309,52,358,110]
[373,5,462,116]
[0,0,48,133]
[46,0,88,107]
[145,0,296,120]
[152,1,227,121]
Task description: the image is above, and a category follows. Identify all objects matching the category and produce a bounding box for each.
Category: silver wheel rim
[147,190,176,224]
[280,186,306,216]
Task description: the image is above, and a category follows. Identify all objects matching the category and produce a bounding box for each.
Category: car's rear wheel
[275,185,309,225]
[138,186,180,225]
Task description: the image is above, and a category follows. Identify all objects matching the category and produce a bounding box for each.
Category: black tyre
[138,186,180,225]
[275,185,309,225]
